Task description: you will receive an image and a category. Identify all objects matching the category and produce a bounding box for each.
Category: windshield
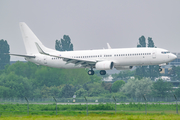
[161,51,170,54]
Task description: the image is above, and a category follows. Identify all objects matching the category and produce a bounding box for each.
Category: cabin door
[152,50,156,59]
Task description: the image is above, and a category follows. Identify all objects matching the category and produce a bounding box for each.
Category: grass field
[0,114,180,120]
[0,103,180,119]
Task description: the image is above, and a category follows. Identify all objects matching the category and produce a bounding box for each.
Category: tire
[88,70,94,75]
[100,70,106,75]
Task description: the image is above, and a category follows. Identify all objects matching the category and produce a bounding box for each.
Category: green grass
[0,113,180,120]
[0,103,179,117]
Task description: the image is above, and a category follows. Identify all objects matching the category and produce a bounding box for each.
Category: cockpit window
[161,51,170,54]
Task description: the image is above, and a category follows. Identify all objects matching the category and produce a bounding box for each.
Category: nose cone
[170,54,177,61]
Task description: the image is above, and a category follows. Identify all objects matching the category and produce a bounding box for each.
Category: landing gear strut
[159,66,162,72]
[88,67,94,75]
[100,70,106,75]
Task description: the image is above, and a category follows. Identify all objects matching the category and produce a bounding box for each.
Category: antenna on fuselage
[107,43,111,49]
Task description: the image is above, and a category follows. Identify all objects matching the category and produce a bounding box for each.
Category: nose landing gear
[159,66,162,72]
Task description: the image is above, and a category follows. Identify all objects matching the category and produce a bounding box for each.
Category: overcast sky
[0,0,180,61]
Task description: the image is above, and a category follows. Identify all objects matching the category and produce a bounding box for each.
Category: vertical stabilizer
[19,22,53,55]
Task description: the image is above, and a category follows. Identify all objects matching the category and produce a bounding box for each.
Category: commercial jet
[9,22,177,75]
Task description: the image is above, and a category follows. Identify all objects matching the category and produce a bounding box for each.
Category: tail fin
[19,22,55,54]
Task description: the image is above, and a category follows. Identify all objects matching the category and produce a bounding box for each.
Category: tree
[112,70,135,81]
[148,37,155,48]
[137,36,146,47]
[168,66,180,80]
[121,78,153,98]
[89,73,102,83]
[0,39,10,69]
[60,69,91,85]
[40,85,52,98]
[55,35,73,51]
[34,66,65,88]
[86,82,109,97]
[135,66,149,80]
[32,88,41,98]
[111,80,125,92]
[0,72,33,98]
[75,88,88,97]
[151,79,173,98]
[5,61,38,79]
[101,82,112,93]
[0,86,11,98]
[174,86,180,98]
[60,84,75,98]
[148,65,160,80]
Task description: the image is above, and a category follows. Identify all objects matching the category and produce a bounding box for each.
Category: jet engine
[95,61,114,70]
[115,66,133,70]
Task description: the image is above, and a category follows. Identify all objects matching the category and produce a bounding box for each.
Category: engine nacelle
[115,66,133,70]
[95,61,114,70]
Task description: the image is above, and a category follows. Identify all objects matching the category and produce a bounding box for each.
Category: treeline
[0,61,108,98]
[1,61,180,99]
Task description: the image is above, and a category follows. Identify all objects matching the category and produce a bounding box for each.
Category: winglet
[35,42,49,55]
[107,43,111,49]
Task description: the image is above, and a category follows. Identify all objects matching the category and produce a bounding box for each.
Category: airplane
[9,22,177,75]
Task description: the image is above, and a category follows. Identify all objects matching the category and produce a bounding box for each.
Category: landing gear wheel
[100,70,106,75]
[88,70,94,75]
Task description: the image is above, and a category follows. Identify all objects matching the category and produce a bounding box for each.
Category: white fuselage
[10,22,177,75]
[26,47,176,70]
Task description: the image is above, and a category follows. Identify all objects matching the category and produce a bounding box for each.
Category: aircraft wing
[7,53,36,58]
[35,42,97,68]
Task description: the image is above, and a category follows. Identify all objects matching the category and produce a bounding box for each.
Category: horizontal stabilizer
[7,53,35,58]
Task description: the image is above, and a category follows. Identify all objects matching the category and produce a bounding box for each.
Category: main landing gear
[88,70,94,75]
[100,70,106,75]
[159,66,162,72]
[87,69,106,75]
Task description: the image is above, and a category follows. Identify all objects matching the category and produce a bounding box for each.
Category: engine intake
[95,61,114,70]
